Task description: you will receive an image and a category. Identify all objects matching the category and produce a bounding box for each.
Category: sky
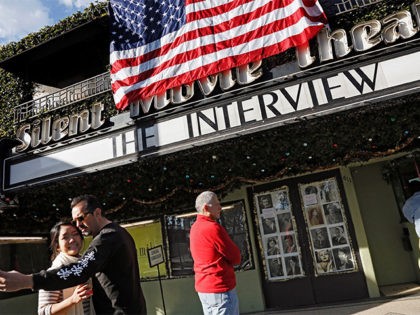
[0,0,106,46]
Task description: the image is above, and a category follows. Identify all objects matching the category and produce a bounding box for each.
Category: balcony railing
[14,72,111,124]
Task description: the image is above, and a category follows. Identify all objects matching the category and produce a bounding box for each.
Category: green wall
[0,292,37,314]
[351,162,418,286]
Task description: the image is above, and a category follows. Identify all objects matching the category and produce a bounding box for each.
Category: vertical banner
[124,220,167,278]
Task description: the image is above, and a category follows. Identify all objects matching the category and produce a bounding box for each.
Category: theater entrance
[248,169,368,308]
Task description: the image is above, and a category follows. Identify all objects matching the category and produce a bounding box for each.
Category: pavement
[244,294,420,315]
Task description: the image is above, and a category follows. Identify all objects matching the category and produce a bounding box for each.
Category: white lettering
[15,103,105,152]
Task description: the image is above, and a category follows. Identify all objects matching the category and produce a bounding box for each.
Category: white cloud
[59,0,101,9]
[0,0,52,45]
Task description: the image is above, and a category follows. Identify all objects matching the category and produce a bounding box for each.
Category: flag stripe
[110,0,327,110]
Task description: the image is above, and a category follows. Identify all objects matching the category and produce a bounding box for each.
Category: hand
[0,270,33,292]
[70,283,93,304]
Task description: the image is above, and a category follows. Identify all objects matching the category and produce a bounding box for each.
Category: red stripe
[114,24,323,110]
[187,0,257,22]
[112,8,322,90]
[186,0,205,4]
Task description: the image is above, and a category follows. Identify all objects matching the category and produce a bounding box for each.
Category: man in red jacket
[190,191,241,315]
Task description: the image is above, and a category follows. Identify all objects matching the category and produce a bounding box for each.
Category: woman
[315,249,334,274]
[38,222,95,315]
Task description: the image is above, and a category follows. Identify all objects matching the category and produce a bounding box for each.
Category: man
[331,226,347,246]
[190,191,241,315]
[402,179,420,237]
[312,228,330,249]
[0,194,147,315]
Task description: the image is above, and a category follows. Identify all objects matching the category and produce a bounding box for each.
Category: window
[165,200,253,277]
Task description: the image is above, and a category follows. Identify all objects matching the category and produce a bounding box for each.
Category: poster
[299,178,357,276]
[254,187,304,281]
[124,220,166,278]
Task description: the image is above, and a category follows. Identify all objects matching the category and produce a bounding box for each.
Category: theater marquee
[137,49,420,156]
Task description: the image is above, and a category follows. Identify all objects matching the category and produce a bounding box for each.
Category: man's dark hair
[71,194,101,213]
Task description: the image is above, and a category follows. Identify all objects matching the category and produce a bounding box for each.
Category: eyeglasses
[71,212,92,226]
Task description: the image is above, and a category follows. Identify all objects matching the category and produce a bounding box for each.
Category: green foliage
[0,69,33,137]
[0,1,107,137]
[327,0,414,29]
[0,1,107,62]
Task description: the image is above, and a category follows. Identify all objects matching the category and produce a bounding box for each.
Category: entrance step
[380,282,420,297]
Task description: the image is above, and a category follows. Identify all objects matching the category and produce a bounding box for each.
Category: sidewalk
[245,294,420,315]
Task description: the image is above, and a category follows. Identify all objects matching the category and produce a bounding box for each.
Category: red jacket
[190,215,241,293]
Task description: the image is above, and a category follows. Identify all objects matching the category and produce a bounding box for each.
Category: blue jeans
[198,288,239,315]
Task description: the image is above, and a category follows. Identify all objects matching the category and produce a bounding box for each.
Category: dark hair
[49,221,83,261]
[70,194,101,214]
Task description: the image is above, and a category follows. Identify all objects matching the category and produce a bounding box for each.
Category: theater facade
[1,1,420,314]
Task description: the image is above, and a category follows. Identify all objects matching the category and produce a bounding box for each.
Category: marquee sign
[136,48,420,156]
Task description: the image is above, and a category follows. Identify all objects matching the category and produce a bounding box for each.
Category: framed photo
[333,247,354,271]
[282,233,297,253]
[254,187,305,281]
[315,249,336,274]
[261,216,277,235]
[319,180,339,203]
[299,178,358,276]
[273,190,290,211]
[267,257,284,278]
[330,225,348,246]
[277,212,293,232]
[258,194,274,211]
[323,202,343,224]
[265,236,281,256]
[306,205,325,226]
[311,228,331,249]
[284,256,302,276]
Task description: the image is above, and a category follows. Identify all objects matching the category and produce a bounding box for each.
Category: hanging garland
[1,92,419,235]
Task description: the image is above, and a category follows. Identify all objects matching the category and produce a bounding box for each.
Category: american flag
[110,0,327,111]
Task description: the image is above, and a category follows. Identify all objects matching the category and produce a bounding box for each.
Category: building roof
[0,16,109,88]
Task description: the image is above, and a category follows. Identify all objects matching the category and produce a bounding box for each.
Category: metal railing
[13,71,111,124]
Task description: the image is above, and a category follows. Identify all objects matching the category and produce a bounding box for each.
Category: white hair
[195,191,216,213]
